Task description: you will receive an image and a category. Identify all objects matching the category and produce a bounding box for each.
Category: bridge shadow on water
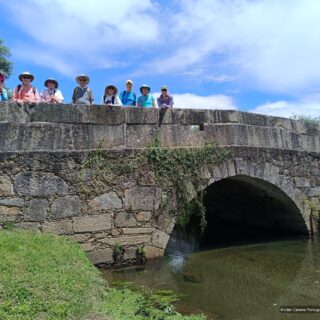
[166,175,309,260]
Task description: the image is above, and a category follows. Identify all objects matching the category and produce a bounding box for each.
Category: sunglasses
[161,89,167,91]
[23,76,32,79]
[79,79,87,82]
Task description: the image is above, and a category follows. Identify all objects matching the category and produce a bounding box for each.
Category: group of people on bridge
[0,71,174,109]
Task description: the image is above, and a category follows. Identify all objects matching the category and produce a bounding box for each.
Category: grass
[0,230,205,320]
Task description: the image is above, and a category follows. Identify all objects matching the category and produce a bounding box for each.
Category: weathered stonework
[0,102,319,266]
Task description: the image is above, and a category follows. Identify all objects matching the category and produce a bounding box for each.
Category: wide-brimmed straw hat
[44,78,59,88]
[75,74,90,84]
[105,84,118,95]
[126,79,133,85]
[19,71,35,82]
[140,84,151,93]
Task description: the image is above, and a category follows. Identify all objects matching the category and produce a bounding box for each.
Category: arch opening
[167,175,309,255]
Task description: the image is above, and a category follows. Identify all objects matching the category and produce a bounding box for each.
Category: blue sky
[1,0,320,118]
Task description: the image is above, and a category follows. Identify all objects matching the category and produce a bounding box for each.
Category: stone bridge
[0,102,319,265]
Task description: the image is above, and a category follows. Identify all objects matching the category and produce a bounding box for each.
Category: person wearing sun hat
[12,71,40,103]
[0,72,8,101]
[72,74,94,105]
[101,84,122,106]
[119,79,137,107]
[40,78,64,103]
[137,84,157,108]
[157,85,174,109]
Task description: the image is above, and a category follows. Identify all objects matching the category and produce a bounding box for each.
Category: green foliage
[0,230,106,319]
[0,39,13,79]
[0,231,205,320]
[81,136,229,231]
[113,242,123,256]
[105,281,206,320]
[2,221,15,231]
[291,114,320,126]
[136,245,146,257]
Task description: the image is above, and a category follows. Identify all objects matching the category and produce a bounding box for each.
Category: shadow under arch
[200,175,309,248]
[166,175,309,256]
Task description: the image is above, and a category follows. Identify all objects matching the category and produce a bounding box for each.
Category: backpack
[72,87,93,104]
[103,95,115,105]
[121,90,136,106]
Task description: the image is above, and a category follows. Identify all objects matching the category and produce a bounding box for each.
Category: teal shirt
[137,94,155,108]
[120,90,136,106]
[0,87,8,101]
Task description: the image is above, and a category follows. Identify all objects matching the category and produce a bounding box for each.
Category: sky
[1,0,320,118]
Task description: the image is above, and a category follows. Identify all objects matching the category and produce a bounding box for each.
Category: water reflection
[102,237,320,320]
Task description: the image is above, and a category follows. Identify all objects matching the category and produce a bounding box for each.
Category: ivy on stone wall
[80,137,229,231]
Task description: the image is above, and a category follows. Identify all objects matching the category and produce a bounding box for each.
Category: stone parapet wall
[0,102,319,152]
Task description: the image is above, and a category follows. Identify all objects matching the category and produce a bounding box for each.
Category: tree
[0,39,13,79]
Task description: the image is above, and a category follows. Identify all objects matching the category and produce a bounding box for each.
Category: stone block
[89,192,122,211]
[73,214,112,233]
[294,177,311,188]
[114,211,137,227]
[15,222,41,231]
[126,108,158,124]
[0,198,24,207]
[308,188,320,197]
[87,248,113,264]
[144,245,165,259]
[42,220,73,235]
[0,176,14,196]
[80,242,94,252]
[68,233,92,243]
[51,196,81,219]
[124,187,155,211]
[24,198,48,222]
[14,172,68,196]
[126,125,158,148]
[152,229,170,249]
[135,211,152,222]
[122,227,153,235]
[100,235,151,246]
[124,247,137,260]
[0,206,19,218]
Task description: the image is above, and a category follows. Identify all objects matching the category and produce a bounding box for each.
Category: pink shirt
[13,85,40,102]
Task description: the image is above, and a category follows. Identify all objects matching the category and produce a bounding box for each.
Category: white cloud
[4,0,320,96]
[251,97,320,118]
[3,0,159,71]
[152,92,237,110]
[151,0,320,93]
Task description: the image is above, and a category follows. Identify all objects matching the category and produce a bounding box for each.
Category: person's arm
[152,96,157,108]
[55,90,64,103]
[137,96,142,108]
[115,95,123,106]
[0,87,8,101]
[168,96,174,108]
[12,86,19,101]
[33,88,40,102]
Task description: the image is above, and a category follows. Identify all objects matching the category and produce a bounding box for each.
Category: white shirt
[41,88,64,103]
[101,94,123,106]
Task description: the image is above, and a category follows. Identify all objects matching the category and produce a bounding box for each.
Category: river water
[102,235,320,320]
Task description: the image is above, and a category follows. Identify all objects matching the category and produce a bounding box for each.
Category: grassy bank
[0,230,205,320]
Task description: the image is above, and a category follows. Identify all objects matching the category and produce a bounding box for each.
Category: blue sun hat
[140,84,151,94]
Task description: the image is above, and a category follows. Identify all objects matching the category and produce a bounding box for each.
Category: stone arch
[153,158,310,254]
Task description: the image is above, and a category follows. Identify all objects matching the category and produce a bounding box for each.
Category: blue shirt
[137,94,155,108]
[0,87,8,101]
[120,90,136,106]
